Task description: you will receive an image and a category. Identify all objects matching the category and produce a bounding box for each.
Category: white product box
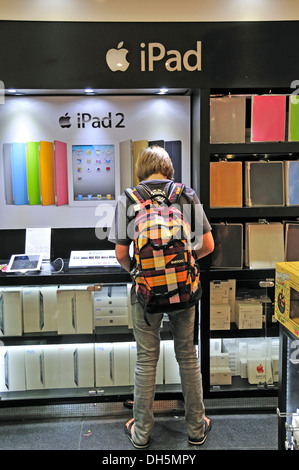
[57,287,94,334]
[75,290,94,334]
[164,341,180,384]
[272,356,279,382]
[0,348,6,391]
[2,346,26,391]
[57,288,76,334]
[210,366,232,385]
[93,285,129,327]
[94,306,128,317]
[240,358,248,378]
[94,315,128,327]
[235,300,263,329]
[24,346,45,390]
[210,338,222,354]
[227,279,236,300]
[58,344,94,388]
[40,286,58,332]
[22,287,42,333]
[43,345,60,389]
[247,358,267,384]
[212,352,230,368]
[222,339,240,376]
[228,279,236,322]
[112,342,130,386]
[95,343,113,387]
[93,285,128,307]
[210,304,231,330]
[0,289,23,336]
[210,280,229,304]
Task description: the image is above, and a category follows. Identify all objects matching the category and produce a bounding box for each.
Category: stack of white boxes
[220,337,279,386]
[0,284,133,337]
[93,285,131,327]
[210,338,232,385]
[0,340,180,392]
[210,280,236,330]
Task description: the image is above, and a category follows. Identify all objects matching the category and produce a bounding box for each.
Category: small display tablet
[6,254,43,273]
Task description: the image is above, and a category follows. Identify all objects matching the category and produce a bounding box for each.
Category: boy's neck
[145,173,167,181]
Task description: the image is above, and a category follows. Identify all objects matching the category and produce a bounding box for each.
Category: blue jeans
[131,301,205,445]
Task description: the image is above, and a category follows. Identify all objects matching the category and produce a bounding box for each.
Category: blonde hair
[135,145,174,182]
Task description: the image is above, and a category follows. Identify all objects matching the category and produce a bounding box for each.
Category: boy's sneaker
[188,416,212,446]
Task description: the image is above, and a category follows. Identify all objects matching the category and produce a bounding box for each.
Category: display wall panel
[0,95,190,230]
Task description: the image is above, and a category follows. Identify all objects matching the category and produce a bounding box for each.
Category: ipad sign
[106,41,202,72]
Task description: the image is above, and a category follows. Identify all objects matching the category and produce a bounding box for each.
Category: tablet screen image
[6,254,43,273]
[71,144,116,204]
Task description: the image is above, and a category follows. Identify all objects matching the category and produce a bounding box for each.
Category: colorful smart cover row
[210,94,299,143]
[3,141,68,206]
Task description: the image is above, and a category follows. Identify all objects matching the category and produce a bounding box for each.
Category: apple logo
[256,364,264,374]
[59,113,71,128]
[106,42,130,72]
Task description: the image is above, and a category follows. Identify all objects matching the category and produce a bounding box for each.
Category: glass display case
[0,273,183,406]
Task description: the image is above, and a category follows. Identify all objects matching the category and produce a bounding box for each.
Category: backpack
[125,181,202,326]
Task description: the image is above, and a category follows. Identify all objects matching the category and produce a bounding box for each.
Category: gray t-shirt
[109,179,211,247]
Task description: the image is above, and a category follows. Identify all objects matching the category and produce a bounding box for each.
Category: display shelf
[206,207,299,220]
[0,272,183,407]
[0,323,174,347]
[195,88,292,403]
[0,261,131,286]
[0,384,183,408]
[210,142,299,154]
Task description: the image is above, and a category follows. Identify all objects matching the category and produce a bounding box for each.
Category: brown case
[210,161,242,207]
[210,96,246,143]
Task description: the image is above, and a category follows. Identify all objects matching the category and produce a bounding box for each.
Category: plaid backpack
[125,181,202,324]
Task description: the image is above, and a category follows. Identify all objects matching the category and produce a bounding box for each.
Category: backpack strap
[167,182,185,204]
[124,186,146,205]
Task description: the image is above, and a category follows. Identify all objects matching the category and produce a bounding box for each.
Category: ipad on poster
[68,142,119,206]
[6,254,43,273]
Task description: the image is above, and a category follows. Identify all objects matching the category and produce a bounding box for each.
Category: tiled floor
[0,413,278,450]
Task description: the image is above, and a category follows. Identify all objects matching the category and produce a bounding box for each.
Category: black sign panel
[0,20,298,89]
